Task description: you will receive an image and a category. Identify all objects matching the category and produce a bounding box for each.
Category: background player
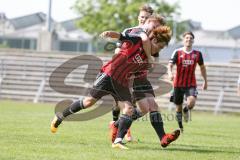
[168,31,208,132]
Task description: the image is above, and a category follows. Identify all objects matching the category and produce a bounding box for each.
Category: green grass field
[0,100,240,160]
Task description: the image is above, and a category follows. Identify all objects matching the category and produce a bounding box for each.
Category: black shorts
[132,77,155,101]
[172,87,198,105]
[90,72,132,103]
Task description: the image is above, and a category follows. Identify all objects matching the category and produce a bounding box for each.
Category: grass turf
[0,100,240,160]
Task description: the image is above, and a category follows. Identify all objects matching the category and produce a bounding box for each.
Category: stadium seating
[0,49,240,113]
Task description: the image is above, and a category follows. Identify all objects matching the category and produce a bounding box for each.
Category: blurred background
[0,0,239,113]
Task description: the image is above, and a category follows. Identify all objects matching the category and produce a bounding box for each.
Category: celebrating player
[168,31,208,132]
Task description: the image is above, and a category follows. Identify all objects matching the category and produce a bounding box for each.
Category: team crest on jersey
[192,54,197,59]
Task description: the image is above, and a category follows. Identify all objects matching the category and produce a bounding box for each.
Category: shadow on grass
[133,143,240,154]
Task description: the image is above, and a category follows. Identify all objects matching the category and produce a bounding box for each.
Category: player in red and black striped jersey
[50,22,174,148]
[101,27,150,87]
[110,4,155,142]
[103,26,180,149]
[168,31,208,132]
[110,6,168,143]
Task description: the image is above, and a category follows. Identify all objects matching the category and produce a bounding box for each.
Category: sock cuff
[132,108,142,120]
[150,111,163,123]
[176,111,183,114]
[150,111,159,116]
[56,112,64,120]
[79,98,85,109]
[120,114,133,122]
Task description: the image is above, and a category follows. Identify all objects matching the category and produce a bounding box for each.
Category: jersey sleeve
[169,50,178,64]
[121,27,145,39]
[198,51,204,65]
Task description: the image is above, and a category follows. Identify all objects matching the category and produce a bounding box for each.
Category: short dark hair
[139,4,154,14]
[183,31,195,39]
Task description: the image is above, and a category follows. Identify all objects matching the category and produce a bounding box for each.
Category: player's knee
[176,105,182,112]
[123,105,134,116]
[188,100,196,109]
[187,97,196,109]
[140,107,149,115]
[83,97,97,108]
[149,103,158,112]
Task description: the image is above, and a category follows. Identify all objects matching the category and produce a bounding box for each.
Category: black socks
[112,107,120,121]
[115,114,133,139]
[62,99,85,118]
[176,111,183,129]
[150,111,165,140]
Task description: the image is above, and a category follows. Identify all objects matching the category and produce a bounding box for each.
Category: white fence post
[214,87,224,115]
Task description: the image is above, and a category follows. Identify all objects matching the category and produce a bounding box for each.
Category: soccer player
[111,4,155,142]
[137,5,155,64]
[50,18,170,149]
[105,25,180,149]
[168,31,208,132]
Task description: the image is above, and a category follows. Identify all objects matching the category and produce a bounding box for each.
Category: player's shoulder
[173,47,184,54]
[192,48,202,54]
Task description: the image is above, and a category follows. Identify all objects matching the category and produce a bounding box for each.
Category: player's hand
[202,81,207,90]
[99,31,111,39]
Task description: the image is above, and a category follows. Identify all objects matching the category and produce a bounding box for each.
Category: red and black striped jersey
[101,28,148,87]
[169,48,204,87]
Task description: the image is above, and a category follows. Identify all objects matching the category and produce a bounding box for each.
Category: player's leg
[110,104,141,144]
[112,101,134,149]
[147,97,165,140]
[109,100,120,137]
[133,78,176,146]
[51,96,97,133]
[147,97,180,147]
[109,81,134,149]
[183,87,197,122]
[51,72,110,133]
[176,105,183,132]
[173,88,184,132]
[112,102,120,121]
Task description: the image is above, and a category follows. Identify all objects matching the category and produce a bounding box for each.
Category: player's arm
[200,64,207,90]
[167,63,174,81]
[100,31,124,54]
[100,31,121,39]
[140,32,154,63]
[168,50,178,81]
[198,52,207,90]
